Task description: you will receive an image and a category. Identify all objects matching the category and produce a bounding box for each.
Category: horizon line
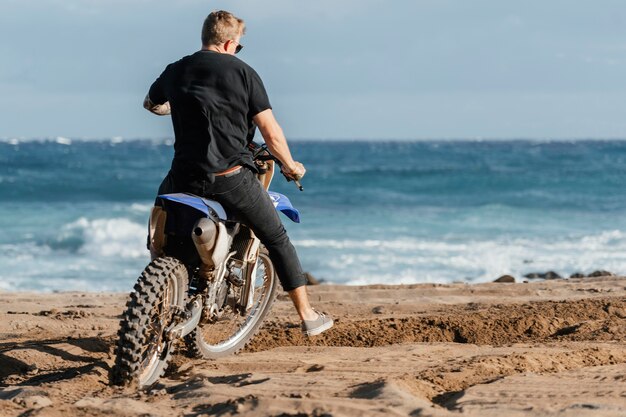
[4,136,626,143]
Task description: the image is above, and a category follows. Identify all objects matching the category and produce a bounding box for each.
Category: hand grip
[283,172,304,191]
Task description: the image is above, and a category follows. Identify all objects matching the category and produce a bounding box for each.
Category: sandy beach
[0,276,624,416]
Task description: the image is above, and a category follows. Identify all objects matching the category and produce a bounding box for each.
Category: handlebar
[248,141,303,191]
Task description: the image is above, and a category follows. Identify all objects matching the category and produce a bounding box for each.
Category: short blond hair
[201,10,245,46]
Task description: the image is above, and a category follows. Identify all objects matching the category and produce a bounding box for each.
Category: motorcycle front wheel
[186,248,278,359]
[111,257,188,388]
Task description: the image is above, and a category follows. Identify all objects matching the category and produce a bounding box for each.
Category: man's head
[201,10,245,55]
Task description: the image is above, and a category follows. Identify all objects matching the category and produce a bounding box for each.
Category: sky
[2,0,626,140]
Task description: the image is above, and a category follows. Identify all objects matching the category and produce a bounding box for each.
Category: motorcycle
[111,142,302,388]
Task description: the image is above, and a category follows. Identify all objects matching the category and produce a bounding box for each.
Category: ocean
[2,138,626,292]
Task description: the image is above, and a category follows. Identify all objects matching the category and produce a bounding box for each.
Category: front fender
[268,191,300,223]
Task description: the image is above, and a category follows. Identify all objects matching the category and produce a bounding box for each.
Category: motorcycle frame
[147,158,277,319]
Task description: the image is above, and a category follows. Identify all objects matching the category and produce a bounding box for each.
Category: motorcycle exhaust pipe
[193,216,230,268]
[192,217,217,267]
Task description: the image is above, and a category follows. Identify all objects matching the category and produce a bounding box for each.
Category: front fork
[236,235,261,314]
[201,254,233,319]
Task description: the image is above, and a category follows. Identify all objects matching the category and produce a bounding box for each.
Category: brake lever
[282,171,304,191]
[278,161,304,190]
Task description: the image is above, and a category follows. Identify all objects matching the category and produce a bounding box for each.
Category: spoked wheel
[186,249,278,358]
[112,257,188,388]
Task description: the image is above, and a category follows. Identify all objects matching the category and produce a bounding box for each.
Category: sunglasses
[233,41,244,54]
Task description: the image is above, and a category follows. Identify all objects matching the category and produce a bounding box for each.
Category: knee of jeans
[260,226,290,248]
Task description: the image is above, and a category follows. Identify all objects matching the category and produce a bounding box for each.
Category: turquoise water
[2,138,626,291]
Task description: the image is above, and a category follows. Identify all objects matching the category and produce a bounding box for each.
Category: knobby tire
[111,257,188,388]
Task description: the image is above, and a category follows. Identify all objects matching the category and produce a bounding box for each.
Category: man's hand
[283,161,306,181]
[143,94,171,116]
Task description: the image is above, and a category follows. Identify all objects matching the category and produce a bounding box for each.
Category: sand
[0,276,624,416]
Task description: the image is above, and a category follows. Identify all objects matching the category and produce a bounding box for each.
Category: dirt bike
[111,142,302,388]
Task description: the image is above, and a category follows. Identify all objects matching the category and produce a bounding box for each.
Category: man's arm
[253,109,305,178]
[143,94,171,116]
[144,66,171,116]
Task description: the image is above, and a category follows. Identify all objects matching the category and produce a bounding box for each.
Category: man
[143,10,333,337]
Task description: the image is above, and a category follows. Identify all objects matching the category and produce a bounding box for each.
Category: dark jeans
[157,168,306,291]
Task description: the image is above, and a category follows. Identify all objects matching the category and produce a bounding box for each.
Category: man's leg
[209,170,332,333]
[287,286,317,321]
[289,286,334,337]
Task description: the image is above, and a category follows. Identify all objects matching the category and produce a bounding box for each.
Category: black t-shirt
[148,50,271,179]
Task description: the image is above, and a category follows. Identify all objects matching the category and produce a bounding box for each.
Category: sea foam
[295,230,626,285]
[56,217,147,258]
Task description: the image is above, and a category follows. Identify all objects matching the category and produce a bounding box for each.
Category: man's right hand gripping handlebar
[282,161,305,191]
